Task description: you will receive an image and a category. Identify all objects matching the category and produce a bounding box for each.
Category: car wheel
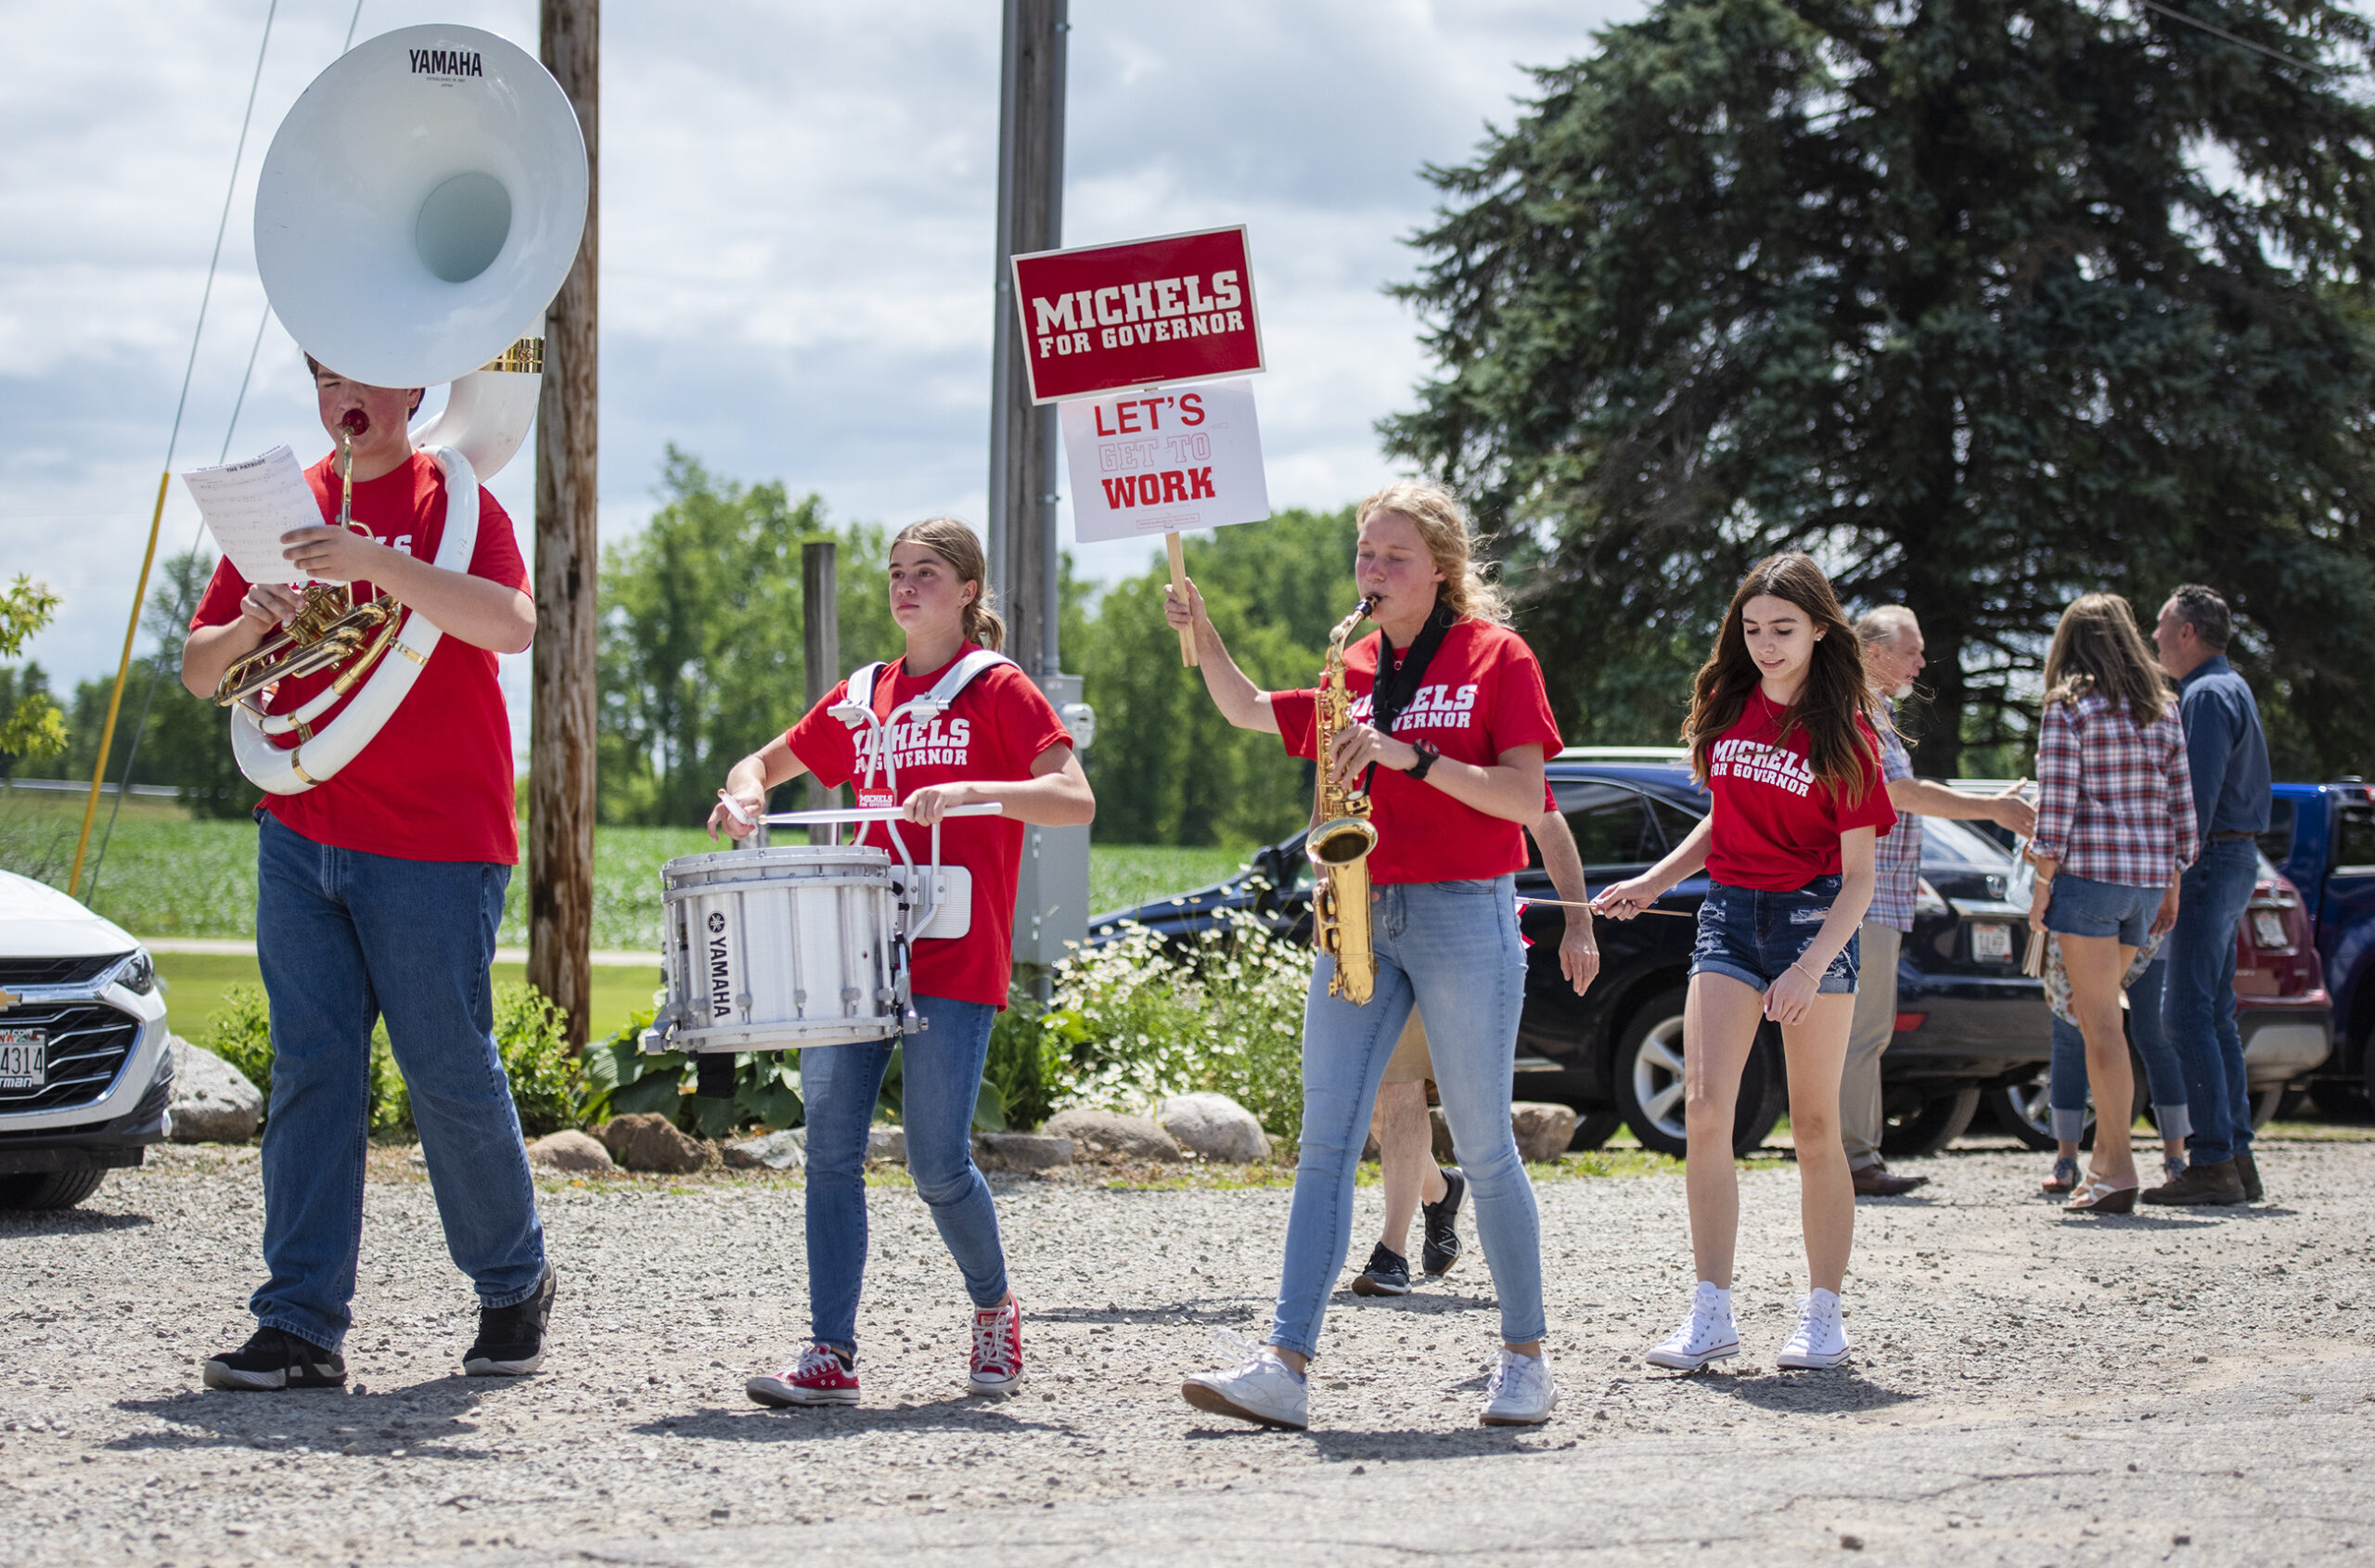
[1988,1052,2152,1152]
[1570,1111,1624,1151]
[1612,988,1782,1158]
[2249,1086,2284,1131]
[1880,1087,1983,1159]
[2309,1081,2373,1123]
[0,1167,109,1211]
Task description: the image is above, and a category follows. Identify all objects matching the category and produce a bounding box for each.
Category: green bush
[202,981,587,1137]
[584,1008,804,1140]
[1044,906,1310,1135]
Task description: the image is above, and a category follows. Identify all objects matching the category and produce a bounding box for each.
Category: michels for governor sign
[1011,226,1265,403]
[1059,379,1269,544]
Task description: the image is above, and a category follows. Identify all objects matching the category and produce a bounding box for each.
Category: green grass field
[6,786,1245,1042]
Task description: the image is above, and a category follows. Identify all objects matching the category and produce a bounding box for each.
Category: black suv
[1088,748,2048,1157]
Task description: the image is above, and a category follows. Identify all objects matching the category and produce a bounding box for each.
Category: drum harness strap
[828,649,1014,1030]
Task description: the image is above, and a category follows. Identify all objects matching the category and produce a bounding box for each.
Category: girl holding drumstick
[1167,481,1567,1430]
[1596,553,1895,1371]
[708,519,1094,1407]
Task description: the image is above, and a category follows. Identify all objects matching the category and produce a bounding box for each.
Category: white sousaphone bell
[220,23,587,793]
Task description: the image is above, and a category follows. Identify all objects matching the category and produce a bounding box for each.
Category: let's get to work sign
[1011,226,1265,403]
[1060,378,1269,544]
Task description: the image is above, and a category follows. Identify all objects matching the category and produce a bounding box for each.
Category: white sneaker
[1480,1347,1557,1426]
[1181,1330,1308,1430]
[1646,1281,1740,1370]
[1777,1288,1852,1369]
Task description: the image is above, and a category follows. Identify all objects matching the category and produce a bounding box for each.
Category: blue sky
[2,0,1642,740]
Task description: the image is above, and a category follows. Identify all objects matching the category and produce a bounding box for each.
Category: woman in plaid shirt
[2027,594,2201,1214]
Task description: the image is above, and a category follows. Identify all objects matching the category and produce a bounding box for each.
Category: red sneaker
[747,1343,858,1407]
[969,1297,1023,1395]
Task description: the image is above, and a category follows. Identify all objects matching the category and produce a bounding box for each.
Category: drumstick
[1521,894,1694,918]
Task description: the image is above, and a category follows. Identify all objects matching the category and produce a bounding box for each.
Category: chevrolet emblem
[0,989,17,1010]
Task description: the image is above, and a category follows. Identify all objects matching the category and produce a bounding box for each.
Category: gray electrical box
[1012,672,1092,967]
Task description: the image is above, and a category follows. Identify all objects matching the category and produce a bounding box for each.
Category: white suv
[0,870,173,1210]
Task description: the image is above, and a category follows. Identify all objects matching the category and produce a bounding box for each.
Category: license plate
[1971,922,2013,962]
[2252,910,2288,949]
[0,1029,45,1091]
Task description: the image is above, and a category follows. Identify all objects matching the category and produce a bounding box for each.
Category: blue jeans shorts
[1690,875,1859,995]
[2042,873,2163,946]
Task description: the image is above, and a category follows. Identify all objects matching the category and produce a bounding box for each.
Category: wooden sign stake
[1165,531,1198,666]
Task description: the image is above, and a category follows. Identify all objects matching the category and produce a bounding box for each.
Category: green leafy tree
[60,552,247,816]
[1387,0,2375,776]
[0,575,67,770]
[597,449,902,825]
[1079,507,1359,845]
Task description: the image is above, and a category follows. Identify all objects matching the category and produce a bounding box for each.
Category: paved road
[6,1137,2370,1567]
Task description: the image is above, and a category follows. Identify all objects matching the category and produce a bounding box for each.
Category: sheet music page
[179,445,325,587]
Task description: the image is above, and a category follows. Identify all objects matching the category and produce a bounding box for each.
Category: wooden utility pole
[986,0,1067,678]
[802,539,840,845]
[530,0,598,1049]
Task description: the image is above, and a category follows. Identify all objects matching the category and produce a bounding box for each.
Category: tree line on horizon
[17,0,2375,842]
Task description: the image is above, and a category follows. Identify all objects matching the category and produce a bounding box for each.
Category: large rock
[1156,1092,1269,1163]
[166,1037,262,1144]
[1043,1107,1181,1162]
[724,1127,806,1171]
[972,1132,1074,1173]
[526,1129,615,1175]
[1428,1102,1582,1165]
[597,1112,716,1174]
[1511,1101,1580,1164]
[867,1125,906,1164]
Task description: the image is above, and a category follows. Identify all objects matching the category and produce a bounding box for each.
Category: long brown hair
[892,517,1005,651]
[1356,481,1508,625]
[2042,593,2169,725]
[1684,552,1880,797]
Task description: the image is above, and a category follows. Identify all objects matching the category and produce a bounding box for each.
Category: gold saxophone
[1309,594,1380,1003]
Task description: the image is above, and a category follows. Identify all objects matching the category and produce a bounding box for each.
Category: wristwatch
[1404,740,1441,781]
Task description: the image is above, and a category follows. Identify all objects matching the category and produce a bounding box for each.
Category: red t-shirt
[191,450,529,863]
[786,649,1073,1009]
[1270,620,1562,885]
[1702,692,1897,891]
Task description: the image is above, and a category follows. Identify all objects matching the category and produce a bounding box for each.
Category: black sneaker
[202,1326,346,1392]
[1422,1166,1467,1277]
[464,1264,556,1376]
[1350,1242,1412,1296]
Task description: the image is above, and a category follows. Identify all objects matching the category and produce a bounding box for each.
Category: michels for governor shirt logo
[851,715,974,809]
[1709,736,1816,798]
[1350,684,1480,731]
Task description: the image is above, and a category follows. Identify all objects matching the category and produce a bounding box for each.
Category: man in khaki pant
[1848,609,2036,1196]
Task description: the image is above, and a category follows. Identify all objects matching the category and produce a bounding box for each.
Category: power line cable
[2133,0,2339,75]
[75,0,281,899]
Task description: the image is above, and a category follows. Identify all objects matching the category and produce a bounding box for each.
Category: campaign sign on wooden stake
[1013,226,1264,403]
[1060,378,1270,545]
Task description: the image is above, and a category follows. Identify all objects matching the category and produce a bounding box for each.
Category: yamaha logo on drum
[707,920,735,1022]
[707,912,725,934]
[409,47,485,78]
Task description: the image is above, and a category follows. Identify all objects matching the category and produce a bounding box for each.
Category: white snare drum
[658,844,902,1053]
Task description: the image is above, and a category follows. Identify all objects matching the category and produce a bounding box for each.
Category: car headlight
[109,950,156,996]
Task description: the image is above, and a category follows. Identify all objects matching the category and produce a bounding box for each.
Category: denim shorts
[1689,875,1859,995]
[2041,872,2163,945]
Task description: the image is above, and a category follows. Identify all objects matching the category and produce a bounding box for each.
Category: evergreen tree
[1386,0,2375,775]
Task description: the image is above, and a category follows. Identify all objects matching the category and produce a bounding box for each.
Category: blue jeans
[251,815,546,1353]
[1270,875,1541,1360]
[2048,957,2191,1145]
[800,994,1004,1351]
[1690,876,1860,994]
[2165,839,2260,1165]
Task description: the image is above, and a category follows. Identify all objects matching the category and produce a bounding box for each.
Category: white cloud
[1,0,1641,753]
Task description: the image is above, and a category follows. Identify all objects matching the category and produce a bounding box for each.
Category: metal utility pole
[987,0,1089,973]
[802,539,840,845]
[987,0,1067,679]
[529,0,598,1049]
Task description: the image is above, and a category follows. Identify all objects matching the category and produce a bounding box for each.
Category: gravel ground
[6,1135,2374,1567]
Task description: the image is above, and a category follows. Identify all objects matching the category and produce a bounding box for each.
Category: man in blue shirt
[2142,585,2273,1208]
